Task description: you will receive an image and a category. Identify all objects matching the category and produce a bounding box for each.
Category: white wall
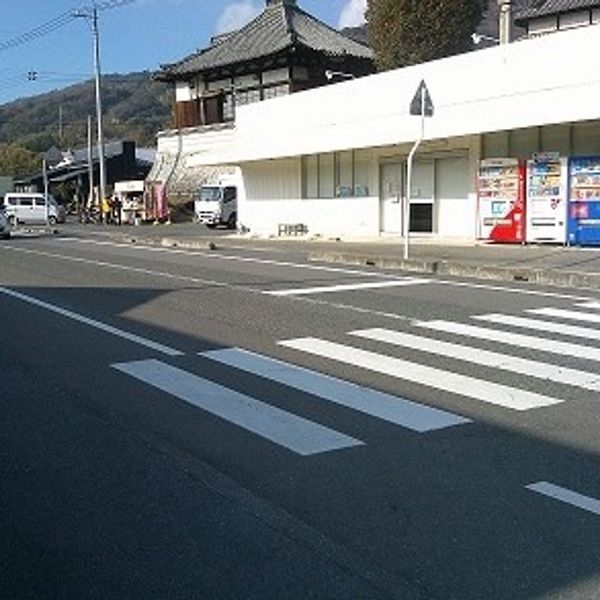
[240,158,379,237]
[196,24,600,166]
[436,156,475,238]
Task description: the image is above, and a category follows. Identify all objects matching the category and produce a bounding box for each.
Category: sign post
[405,80,434,260]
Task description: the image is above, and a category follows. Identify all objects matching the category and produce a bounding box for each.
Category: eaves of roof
[515,0,600,24]
[157,3,372,81]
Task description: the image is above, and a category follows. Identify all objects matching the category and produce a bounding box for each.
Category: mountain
[0,72,172,152]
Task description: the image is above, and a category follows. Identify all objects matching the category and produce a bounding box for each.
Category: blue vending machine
[568,156,600,246]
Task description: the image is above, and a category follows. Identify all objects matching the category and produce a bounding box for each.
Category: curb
[308,252,600,290]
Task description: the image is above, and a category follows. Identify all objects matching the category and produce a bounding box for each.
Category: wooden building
[155,0,374,130]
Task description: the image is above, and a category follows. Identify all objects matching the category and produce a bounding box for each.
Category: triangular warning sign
[409,80,434,117]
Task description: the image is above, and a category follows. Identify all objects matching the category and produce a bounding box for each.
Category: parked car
[0,206,9,239]
[2,192,65,226]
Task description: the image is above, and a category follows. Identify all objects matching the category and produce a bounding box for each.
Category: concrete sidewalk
[49,221,600,291]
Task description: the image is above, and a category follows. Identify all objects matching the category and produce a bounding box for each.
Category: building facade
[150,0,373,204]
[191,24,600,241]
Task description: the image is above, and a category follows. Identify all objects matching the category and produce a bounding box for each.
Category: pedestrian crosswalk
[112,299,600,457]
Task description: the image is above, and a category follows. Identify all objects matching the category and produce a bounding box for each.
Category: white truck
[194,183,237,229]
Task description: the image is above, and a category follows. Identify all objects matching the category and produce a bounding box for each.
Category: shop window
[335,151,353,197]
[354,150,370,197]
[301,150,371,199]
[302,155,318,199]
[319,153,335,198]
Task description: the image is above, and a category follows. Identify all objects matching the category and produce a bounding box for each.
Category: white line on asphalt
[526,482,600,517]
[56,237,401,279]
[279,338,562,411]
[201,348,469,432]
[474,314,600,342]
[55,238,597,300]
[112,359,363,456]
[575,301,600,310]
[351,328,600,392]
[0,246,415,324]
[415,319,600,362]
[265,279,430,296]
[528,307,600,325]
[0,286,183,356]
[435,279,593,301]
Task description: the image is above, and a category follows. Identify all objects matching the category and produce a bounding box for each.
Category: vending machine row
[477,154,600,246]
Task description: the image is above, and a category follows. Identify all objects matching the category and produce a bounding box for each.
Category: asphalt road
[2,230,600,599]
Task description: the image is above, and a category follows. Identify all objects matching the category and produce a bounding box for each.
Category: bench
[278,223,308,236]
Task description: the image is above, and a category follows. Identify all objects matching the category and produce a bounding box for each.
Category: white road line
[279,338,562,411]
[415,319,600,363]
[526,482,600,517]
[351,328,600,392]
[112,359,363,456]
[576,301,600,310]
[528,307,600,325]
[56,238,597,301]
[474,313,600,342]
[265,279,430,296]
[201,348,469,432]
[0,286,183,356]
[56,237,399,279]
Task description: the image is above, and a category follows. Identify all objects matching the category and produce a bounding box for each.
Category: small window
[20,198,33,207]
[223,187,236,202]
[35,198,46,207]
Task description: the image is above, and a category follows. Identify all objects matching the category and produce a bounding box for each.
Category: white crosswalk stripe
[350,328,600,392]
[201,348,469,432]
[415,319,600,362]
[576,301,600,310]
[474,313,600,342]
[528,307,600,325]
[112,359,363,456]
[279,338,562,411]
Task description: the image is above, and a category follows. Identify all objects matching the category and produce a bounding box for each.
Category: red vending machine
[477,158,526,243]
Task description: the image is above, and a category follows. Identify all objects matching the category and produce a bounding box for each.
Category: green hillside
[0,72,172,153]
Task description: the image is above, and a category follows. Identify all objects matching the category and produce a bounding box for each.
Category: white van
[2,192,65,226]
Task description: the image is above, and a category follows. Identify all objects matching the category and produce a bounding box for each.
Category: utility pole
[92,5,107,206]
[498,0,513,44]
[76,4,106,207]
[87,115,94,208]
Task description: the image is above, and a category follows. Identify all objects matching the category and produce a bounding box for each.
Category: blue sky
[0,0,367,106]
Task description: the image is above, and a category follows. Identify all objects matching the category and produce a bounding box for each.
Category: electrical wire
[0,0,138,54]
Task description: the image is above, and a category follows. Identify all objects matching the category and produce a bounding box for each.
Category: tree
[0,144,40,177]
[366,0,488,71]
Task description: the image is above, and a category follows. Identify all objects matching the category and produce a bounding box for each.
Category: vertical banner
[152,182,168,221]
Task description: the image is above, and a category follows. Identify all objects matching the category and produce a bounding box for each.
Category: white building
[188,23,600,240]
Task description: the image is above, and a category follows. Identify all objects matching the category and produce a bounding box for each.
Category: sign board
[409,80,434,117]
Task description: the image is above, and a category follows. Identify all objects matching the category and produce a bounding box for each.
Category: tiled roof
[159,1,372,80]
[515,0,600,23]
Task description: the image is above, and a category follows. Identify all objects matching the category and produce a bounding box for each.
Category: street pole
[43,159,49,226]
[87,115,94,210]
[404,86,426,261]
[91,6,107,207]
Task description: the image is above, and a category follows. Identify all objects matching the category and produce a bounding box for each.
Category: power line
[0,0,137,55]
